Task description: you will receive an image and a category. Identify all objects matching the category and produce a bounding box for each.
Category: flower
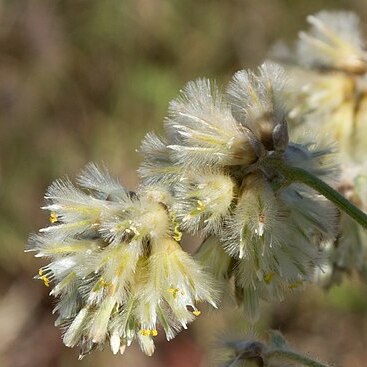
[272,11,367,286]
[26,164,217,358]
[29,58,346,356]
[173,171,236,235]
[140,62,338,320]
[165,79,259,169]
[277,11,367,161]
[297,11,367,74]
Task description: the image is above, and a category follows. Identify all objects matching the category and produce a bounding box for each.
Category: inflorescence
[27,10,367,360]
[273,10,367,286]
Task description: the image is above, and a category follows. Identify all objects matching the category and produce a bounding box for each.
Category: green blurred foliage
[1,1,367,366]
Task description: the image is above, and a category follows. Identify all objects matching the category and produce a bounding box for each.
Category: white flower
[174,171,236,235]
[227,62,289,152]
[297,11,367,73]
[165,78,258,168]
[273,11,367,287]
[28,56,348,356]
[138,132,181,186]
[27,164,217,358]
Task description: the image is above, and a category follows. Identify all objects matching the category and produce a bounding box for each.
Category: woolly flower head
[27,164,217,358]
[165,79,259,169]
[227,62,289,152]
[140,62,338,319]
[140,62,291,184]
[173,171,236,236]
[279,11,367,160]
[298,11,367,73]
[273,11,367,286]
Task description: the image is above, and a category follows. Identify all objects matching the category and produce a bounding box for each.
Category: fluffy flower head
[27,164,217,358]
[298,11,367,73]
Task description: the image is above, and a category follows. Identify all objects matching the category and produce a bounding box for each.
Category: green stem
[266,349,330,367]
[263,158,367,230]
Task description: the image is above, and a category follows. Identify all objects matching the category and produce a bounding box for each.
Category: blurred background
[1,0,367,366]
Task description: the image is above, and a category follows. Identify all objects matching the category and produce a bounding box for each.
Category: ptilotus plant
[139,63,341,322]
[272,10,367,286]
[26,36,367,365]
[26,165,218,357]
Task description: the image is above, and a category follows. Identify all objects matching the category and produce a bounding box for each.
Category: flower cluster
[140,62,337,321]
[273,10,367,285]
[297,11,367,74]
[28,61,344,358]
[26,163,217,358]
[284,11,367,161]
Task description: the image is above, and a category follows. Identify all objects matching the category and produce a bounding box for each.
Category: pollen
[94,277,111,292]
[38,268,50,287]
[288,280,304,289]
[140,329,158,337]
[192,310,201,316]
[100,277,111,288]
[140,329,150,336]
[168,287,180,299]
[264,272,275,284]
[49,212,58,224]
[196,200,205,211]
[173,222,182,242]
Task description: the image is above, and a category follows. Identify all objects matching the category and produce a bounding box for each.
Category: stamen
[173,222,182,242]
[264,272,275,284]
[196,200,205,211]
[140,329,151,336]
[139,329,158,337]
[192,310,201,316]
[38,268,50,287]
[100,277,110,288]
[168,287,180,299]
[49,212,58,224]
[288,280,304,289]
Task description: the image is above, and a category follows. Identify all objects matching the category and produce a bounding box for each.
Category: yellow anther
[38,269,50,287]
[188,199,207,217]
[288,280,303,289]
[264,272,275,284]
[100,277,110,288]
[49,212,58,224]
[173,223,182,242]
[94,277,111,293]
[168,287,180,299]
[196,200,205,211]
[171,214,183,242]
[192,310,201,316]
[140,329,157,337]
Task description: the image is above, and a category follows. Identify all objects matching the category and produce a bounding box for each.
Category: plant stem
[263,158,367,230]
[266,349,330,367]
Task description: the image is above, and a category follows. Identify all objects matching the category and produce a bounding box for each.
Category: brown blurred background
[1,1,367,366]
